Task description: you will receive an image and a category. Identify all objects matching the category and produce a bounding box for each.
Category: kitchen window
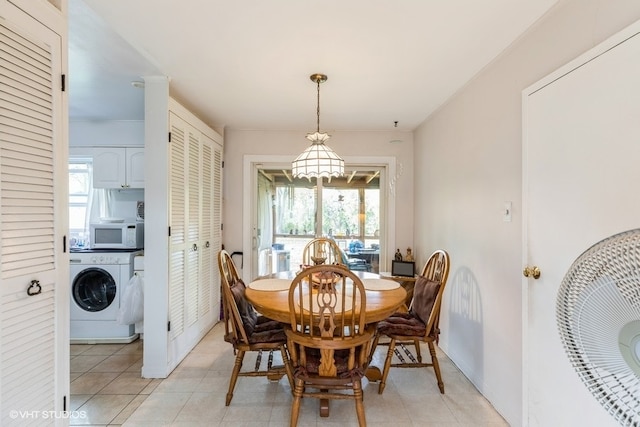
[69,158,92,246]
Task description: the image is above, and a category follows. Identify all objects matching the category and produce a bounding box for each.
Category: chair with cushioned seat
[286,264,374,426]
[338,246,371,272]
[371,249,450,394]
[217,249,294,405]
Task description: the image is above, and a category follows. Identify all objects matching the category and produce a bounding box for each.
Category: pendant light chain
[316,78,321,133]
[291,72,344,180]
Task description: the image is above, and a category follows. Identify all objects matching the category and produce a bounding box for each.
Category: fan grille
[557,228,640,426]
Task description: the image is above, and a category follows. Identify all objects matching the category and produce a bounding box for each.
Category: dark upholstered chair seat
[376,312,427,337]
[224,316,286,345]
[249,317,287,344]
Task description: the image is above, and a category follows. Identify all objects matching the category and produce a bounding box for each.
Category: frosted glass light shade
[292,132,344,181]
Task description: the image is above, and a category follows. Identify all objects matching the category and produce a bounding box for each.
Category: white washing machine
[70,249,142,344]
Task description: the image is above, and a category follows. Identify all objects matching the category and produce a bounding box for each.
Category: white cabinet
[93,147,144,188]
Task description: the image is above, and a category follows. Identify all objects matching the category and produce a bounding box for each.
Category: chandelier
[292,73,344,181]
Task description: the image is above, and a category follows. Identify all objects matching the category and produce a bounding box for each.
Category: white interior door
[1,4,67,422]
[523,24,640,426]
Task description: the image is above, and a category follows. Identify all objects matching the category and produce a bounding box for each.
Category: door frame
[243,154,396,282]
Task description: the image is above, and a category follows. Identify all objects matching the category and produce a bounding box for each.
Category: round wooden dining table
[245,269,406,417]
[245,270,407,325]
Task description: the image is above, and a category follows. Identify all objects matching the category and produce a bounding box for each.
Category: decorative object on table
[395,249,403,261]
[349,239,364,253]
[310,256,326,265]
[556,229,640,425]
[405,247,414,261]
[310,269,341,288]
[372,249,450,394]
[302,237,341,266]
[287,264,374,425]
[217,250,293,406]
[291,73,344,181]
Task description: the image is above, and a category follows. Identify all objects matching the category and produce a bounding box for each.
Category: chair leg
[290,378,304,427]
[226,349,245,406]
[378,338,396,394]
[353,378,366,427]
[429,341,444,394]
[369,333,381,366]
[414,338,422,363]
[280,345,295,393]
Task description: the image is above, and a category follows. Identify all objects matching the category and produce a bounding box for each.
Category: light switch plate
[503,201,512,222]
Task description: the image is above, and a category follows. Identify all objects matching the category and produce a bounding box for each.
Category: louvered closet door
[211,140,222,321]
[186,130,200,327]
[199,136,212,320]
[168,109,222,366]
[168,112,207,360]
[0,10,63,426]
[197,134,222,324]
[168,114,187,342]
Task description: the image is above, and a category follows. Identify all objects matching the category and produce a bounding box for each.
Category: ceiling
[70,0,560,132]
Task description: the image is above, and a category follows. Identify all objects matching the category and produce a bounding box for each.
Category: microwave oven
[90,221,144,249]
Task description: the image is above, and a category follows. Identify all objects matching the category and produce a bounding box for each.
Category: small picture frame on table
[391,260,415,277]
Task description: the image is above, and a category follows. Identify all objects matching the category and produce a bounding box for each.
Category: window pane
[322,188,359,237]
[364,189,380,236]
[69,170,90,195]
[275,186,315,235]
[69,206,87,230]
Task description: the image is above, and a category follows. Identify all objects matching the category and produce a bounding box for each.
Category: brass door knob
[523,266,541,279]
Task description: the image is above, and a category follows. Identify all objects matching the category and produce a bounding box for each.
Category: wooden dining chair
[301,237,342,266]
[217,249,294,405]
[285,264,374,426]
[371,249,450,394]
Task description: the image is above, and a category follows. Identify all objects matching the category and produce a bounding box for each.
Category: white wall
[413,0,640,425]
[69,120,144,146]
[222,129,414,275]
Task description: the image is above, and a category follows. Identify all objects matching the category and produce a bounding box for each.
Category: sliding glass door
[256,166,382,274]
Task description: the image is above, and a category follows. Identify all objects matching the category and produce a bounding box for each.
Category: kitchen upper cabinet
[93,147,144,189]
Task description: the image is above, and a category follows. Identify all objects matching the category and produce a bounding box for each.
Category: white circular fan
[557,228,640,425]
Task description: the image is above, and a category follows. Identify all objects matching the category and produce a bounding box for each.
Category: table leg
[319,396,330,417]
[365,366,382,382]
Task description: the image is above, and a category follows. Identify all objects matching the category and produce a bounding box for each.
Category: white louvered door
[186,130,200,327]
[168,114,187,344]
[198,136,212,320]
[211,139,222,320]
[0,4,66,426]
[167,109,220,365]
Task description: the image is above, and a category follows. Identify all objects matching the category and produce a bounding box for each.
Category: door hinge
[63,235,67,253]
[168,226,171,236]
[61,74,66,92]
[63,395,67,411]
[168,132,172,142]
[221,223,224,230]
[222,160,224,168]
[167,321,171,331]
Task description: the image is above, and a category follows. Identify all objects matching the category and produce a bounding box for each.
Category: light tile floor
[70,323,508,426]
